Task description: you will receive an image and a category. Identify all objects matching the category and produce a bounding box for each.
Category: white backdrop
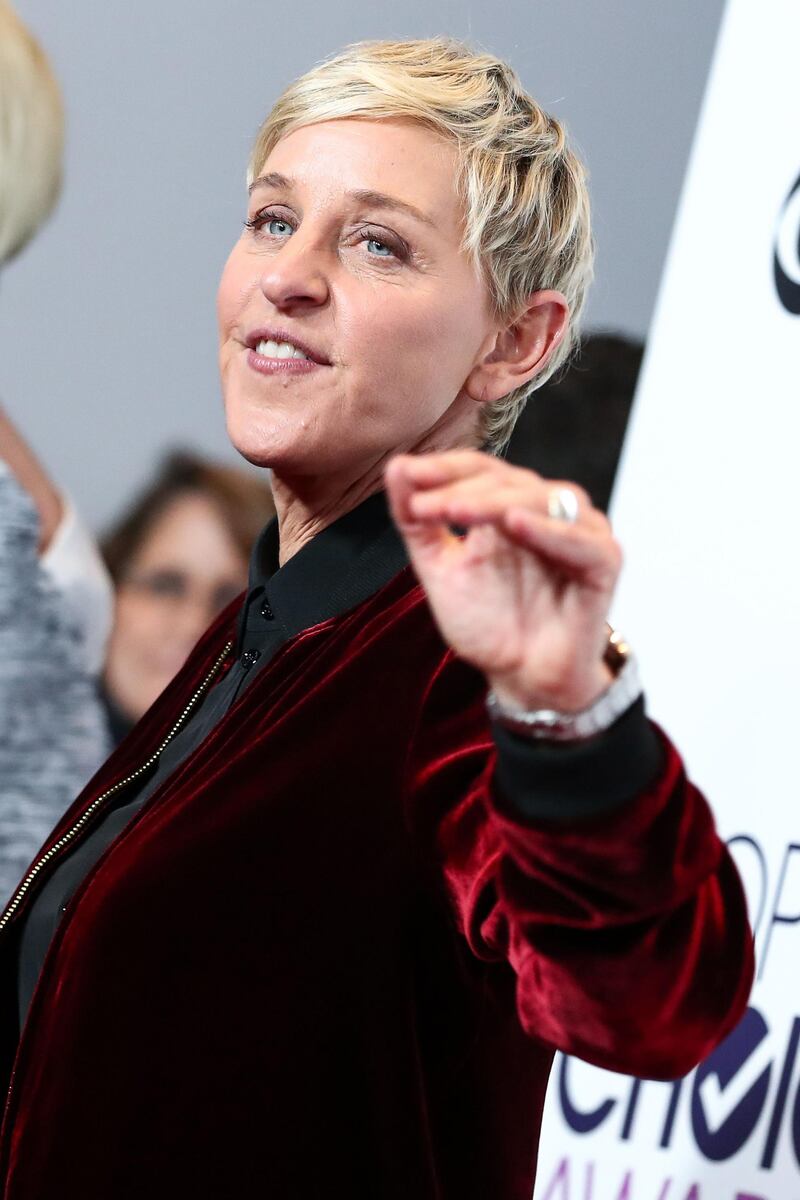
[534,0,800,1196]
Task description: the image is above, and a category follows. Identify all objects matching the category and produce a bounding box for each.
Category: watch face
[604,628,630,676]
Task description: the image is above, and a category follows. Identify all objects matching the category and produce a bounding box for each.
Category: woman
[0,39,752,1199]
[100,451,275,743]
[0,2,111,904]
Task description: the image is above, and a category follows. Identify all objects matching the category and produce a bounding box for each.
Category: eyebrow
[248,173,437,228]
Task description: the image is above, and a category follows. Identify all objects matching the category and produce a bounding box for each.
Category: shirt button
[241,648,262,670]
[260,599,274,621]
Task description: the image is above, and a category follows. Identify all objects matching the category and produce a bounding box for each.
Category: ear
[463,290,569,404]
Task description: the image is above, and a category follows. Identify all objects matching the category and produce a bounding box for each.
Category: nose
[258,233,330,312]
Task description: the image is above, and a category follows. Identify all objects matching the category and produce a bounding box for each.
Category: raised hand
[385,450,622,713]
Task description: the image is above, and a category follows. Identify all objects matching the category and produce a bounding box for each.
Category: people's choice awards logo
[774,171,800,314]
[537,833,800,1199]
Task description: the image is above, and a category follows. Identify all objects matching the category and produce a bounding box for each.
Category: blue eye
[366,237,392,257]
[244,209,294,236]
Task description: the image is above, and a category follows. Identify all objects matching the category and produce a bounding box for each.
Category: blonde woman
[0,0,62,265]
[0,3,111,901]
[0,39,752,1199]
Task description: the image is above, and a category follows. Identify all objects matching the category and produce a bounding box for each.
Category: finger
[503,506,621,581]
[409,481,533,526]
[407,477,607,533]
[384,457,454,561]
[502,506,622,583]
[386,449,507,494]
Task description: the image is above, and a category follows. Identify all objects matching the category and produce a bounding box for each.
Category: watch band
[486,628,642,742]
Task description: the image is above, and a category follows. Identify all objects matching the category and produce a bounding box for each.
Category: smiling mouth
[244,329,331,366]
[244,336,328,378]
[255,338,312,361]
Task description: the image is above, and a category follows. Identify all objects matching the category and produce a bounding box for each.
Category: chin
[225,395,360,478]
[224,405,294,471]
[230,439,279,471]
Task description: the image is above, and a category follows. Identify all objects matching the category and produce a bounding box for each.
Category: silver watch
[486,628,642,742]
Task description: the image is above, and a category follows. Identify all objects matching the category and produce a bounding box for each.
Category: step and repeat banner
[533,0,800,1197]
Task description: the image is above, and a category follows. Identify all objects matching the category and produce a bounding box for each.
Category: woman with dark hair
[0,38,752,1200]
[100,451,274,742]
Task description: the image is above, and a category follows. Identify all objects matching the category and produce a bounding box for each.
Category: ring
[547,486,580,524]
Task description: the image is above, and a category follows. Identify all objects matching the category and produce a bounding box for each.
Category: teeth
[255,338,310,360]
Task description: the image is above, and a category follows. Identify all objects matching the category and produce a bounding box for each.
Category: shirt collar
[237,490,409,646]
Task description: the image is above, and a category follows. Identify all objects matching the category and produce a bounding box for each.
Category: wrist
[489,661,613,715]
[487,629,641,743]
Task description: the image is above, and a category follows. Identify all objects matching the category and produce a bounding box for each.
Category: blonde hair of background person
[0,1,108,655]
[249,38,594,453]
[0,0,65,549]
[0,0,63,264]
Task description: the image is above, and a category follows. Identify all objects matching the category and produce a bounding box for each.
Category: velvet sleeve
[406,652,754,1081]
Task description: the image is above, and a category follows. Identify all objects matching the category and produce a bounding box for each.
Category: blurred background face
[217,118,499,481]
[103,491,249,723]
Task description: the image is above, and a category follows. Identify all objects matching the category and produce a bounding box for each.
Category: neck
[272,415,479,564]
[270,460,389,566]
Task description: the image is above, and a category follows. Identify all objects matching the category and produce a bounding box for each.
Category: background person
[99,451,275,743]
[506,331,644,512]
[0,2,111,904]
[0,39,752,1199]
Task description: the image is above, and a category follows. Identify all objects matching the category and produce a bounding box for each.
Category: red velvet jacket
[0,568,752,1199]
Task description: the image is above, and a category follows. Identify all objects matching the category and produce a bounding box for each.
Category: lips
[244,328,331,366]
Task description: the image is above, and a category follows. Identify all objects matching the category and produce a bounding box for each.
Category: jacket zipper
[0,640,233,935]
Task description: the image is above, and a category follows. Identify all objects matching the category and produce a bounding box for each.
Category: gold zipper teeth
[0,641,233,933]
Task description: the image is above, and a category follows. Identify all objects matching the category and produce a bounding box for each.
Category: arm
[0,400,113,667]
[0,405,63,553]
[388,450,753,1079]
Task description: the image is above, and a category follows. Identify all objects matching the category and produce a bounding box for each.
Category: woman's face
[103,492,249,723]
[217,118,499,480]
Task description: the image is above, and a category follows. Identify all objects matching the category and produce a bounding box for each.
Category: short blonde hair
[0,1,64,265]
[248,38,594,452]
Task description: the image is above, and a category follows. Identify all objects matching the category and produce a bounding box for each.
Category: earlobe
[461,370,494,405]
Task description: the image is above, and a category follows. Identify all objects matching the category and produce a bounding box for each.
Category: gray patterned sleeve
[0,463,110,904]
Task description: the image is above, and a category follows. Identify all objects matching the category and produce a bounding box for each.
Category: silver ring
[547,486,580,524]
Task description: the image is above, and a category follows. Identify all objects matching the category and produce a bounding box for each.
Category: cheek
[217,248,252,337]
[216,261,235,333]
[348,289,480,400]
[111,595,166,660]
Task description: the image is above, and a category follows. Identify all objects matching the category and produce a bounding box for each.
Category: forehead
[134,493,245,572]
[258,118,461,229]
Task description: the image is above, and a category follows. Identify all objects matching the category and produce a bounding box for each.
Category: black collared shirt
[16,489,661,1026]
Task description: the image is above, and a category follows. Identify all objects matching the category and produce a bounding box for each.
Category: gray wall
[0,0,724,530]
